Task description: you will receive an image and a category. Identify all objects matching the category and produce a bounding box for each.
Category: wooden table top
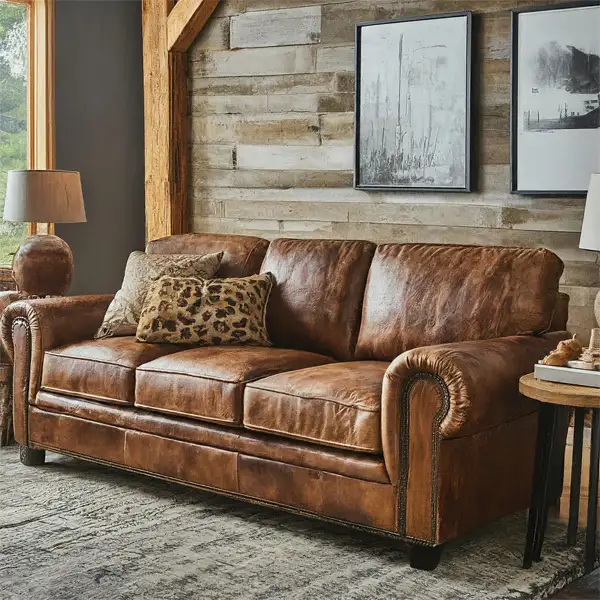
[520,373,600,409]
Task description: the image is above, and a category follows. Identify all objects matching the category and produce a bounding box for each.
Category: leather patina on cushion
[95,251,223,339]
[40,337,182,405]
[260,238,376,360]
[136,273,273,346]
[244,361,388,454]
[355,243,564,360]
[146,233,270,278]
[134,346,335,426]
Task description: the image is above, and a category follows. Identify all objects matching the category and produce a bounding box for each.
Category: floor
[1,448,595,600]
[549,427,600,599]
[550,568,599,599]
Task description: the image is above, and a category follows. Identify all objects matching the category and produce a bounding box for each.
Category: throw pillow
[95,251,223,339]
[136,273,273,346]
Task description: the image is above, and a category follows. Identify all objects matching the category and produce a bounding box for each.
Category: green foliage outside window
[0,2,27,266]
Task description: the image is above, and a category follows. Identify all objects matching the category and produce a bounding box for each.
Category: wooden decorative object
[142,0,220,242]
[12,235,73,296]
[541,336,583,367]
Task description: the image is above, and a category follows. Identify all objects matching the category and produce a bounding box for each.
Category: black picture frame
[510,1,600,196]
[354,11,473,192]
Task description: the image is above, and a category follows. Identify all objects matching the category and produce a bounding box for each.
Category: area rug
[0,447,595,600]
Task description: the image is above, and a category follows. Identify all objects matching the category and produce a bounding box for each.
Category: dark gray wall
[55,0,145,295]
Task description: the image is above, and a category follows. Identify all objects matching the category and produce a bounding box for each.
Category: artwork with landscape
[355,13,472,191]
[512,2,600,195]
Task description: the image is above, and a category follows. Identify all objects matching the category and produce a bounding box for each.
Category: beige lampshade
[579,173,600,252]
[3,170,86,223]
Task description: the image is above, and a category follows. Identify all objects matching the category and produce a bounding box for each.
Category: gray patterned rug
[0,447,595,600]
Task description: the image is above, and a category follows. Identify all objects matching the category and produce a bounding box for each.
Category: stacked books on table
[534,363,600,388]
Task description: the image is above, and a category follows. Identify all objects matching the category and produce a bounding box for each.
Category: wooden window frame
[2,0,55,227]
[4,0,218,255]
[4,0,55,236]
[0,0,54,287]
[19,0,56,235]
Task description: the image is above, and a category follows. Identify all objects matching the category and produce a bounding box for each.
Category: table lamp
[3,170,86,296]
[579,173,600,326]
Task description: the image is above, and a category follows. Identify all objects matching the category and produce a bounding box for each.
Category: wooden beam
[29,0,55,173]
[167,0,219,53]
[142,0,183,240]
[142,0,219,241]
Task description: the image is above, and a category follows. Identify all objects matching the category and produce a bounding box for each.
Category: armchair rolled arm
[0,295,113,445]
[381,332,568,483]
[0,291,27,363]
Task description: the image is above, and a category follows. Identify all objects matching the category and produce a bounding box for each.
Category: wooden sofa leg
[409,544,444,571]
[19,445,45,466]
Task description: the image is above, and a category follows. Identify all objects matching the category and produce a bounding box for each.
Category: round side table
[519,373,600,572]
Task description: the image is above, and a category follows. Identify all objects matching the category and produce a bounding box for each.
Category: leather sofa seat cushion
[41,337,182,405]
[355,243,564,360]
[260,238,376,360]
[243,361,388,454]
[135,346,334,426]
[146,233,269,278]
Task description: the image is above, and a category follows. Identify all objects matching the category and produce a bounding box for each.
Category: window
[0,0,54,277]
[0,0,27,266]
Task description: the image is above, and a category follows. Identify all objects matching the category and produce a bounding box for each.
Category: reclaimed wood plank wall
[187,0,600,341]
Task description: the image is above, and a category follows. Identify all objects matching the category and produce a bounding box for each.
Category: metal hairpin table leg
[585,409,600,573]
[524,404,557,568]
[567,408,585,546]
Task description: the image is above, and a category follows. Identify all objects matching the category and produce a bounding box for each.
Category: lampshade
[579,173,600,252]
[3,170,86,223]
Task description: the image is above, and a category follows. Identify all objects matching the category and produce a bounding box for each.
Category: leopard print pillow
[136,273,273,346]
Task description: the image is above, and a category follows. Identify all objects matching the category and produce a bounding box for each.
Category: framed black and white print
[511,1,600,196]
[354,12,473,192]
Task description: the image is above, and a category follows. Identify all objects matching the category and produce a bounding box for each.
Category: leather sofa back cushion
[355,244,564,361]
[146,233,269,278]
[261,238,376,360]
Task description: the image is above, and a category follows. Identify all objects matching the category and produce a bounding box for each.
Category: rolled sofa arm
[0,295,113,444]
[1,295,113,363]
[381,331,569,484]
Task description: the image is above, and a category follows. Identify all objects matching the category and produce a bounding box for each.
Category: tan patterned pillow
[136,273,273,346]
[95,251,223,339]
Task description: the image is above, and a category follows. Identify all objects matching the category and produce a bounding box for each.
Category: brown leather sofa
[1,233,570,570]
